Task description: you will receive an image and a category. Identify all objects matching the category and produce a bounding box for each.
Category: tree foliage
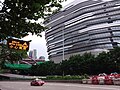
[108,47,120,73]
[29,61,56,76]
[0,44,28,69]
[94,52,111,74]
[0,0,66,39]
[7,47,120,76]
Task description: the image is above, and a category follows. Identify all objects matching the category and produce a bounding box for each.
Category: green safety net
[4,62,44,70]
[5,63,32,70]
[36,62,44,64]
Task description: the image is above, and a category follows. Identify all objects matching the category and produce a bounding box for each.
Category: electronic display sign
[7,38,30,51]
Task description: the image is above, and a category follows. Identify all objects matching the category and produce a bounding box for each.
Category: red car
[30,79,45,86]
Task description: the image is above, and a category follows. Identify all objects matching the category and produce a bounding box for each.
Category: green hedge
[44,74,89,80]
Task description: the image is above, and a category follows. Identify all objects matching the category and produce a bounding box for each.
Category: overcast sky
[22,0,112,60]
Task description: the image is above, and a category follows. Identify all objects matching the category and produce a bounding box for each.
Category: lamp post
[62,25,65,76]
[62,25,65,60]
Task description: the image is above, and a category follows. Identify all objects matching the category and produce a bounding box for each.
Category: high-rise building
[45,0,120,63]
[29,50,33,58]
[33,49,37,59]
[29,49,37,59]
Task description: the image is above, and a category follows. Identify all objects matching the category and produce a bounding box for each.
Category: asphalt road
[0,81,120,90]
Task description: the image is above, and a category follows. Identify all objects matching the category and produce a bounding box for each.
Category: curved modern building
[45,0,120,63]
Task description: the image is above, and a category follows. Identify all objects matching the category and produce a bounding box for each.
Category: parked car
[30,78,45,86]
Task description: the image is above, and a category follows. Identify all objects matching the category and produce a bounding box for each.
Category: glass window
[113,32,120,36]
[111,26,120,30]
[65,12,93,26]
[90,33,111,39]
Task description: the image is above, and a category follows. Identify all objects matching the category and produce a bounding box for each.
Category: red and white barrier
[82,73,120,85]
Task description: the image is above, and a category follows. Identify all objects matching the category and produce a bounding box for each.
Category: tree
[0,0,66,70]
[80,53,95,75]
[29,61,56,76]
[0,0,66,40]
[108,47,120,73]
[68,55,82,75]
[94,52,111,74]
[60,59,70,75]
[0,44,28,69]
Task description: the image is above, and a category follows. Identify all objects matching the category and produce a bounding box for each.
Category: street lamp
[62,25,65,60]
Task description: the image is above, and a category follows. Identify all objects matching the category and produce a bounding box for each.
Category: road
[0,81,120,90]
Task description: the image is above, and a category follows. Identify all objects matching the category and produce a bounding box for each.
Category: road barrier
[113,78,120,85]
[99,79,104,85]
[104,77,113,85]
[82,79,88,84]
[92,78,99,84]
[87,79,92,84]
[82,73,120,85]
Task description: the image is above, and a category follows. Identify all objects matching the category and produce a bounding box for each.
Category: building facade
[45,0,120,63]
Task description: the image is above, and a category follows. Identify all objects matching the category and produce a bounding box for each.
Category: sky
[22,0,112,60]
[22,32,48,60]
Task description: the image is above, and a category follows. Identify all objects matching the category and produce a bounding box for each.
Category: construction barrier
[104,79,113,85]
[92,76,99,84]
[82,79,88,84]
[113,78,120,85]
[87,79,92,84]
[82,73,120,85]
[99,79,104,85]
[104,76,113,85]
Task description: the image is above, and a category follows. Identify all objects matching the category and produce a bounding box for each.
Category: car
[30,78,45,86]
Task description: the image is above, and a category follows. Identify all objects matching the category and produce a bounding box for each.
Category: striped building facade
[45,0,120,63]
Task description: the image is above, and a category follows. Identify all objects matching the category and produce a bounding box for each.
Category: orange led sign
[7,38,30,51]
